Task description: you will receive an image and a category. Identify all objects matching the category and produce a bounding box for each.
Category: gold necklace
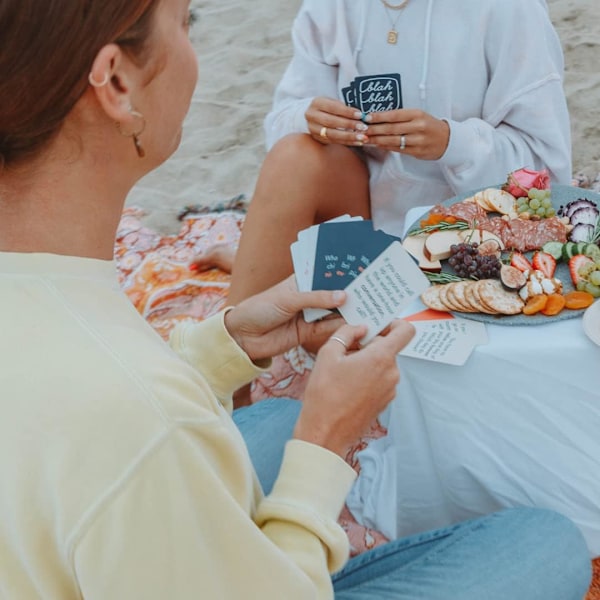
[380,0,409,8]
[380,0,410,44]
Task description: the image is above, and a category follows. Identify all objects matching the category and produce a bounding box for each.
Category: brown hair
[0,0,161,167]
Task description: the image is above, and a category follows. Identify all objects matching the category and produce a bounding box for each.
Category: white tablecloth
[346,206,600,556]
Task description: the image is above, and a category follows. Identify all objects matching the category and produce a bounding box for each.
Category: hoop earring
[88,72,110,88]
[116,109,146,158]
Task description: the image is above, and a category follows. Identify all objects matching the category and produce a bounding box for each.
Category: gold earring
[116,109,146,158]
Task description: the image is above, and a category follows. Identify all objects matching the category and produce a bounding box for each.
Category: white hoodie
[264,0,572,236]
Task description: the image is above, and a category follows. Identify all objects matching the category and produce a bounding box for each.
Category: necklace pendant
[387,29,398,44]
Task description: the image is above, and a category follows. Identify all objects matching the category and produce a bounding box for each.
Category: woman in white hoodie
[217,0,572,303]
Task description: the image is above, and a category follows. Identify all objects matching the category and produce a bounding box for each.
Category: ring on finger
[329,335,348,350]
[319,126,328,140]
[400,134,406,150]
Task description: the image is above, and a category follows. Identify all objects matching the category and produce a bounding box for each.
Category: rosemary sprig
[425,272,465,284]
[408,220,470,236]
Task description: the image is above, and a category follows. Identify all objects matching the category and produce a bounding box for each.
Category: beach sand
[127,0,600,233]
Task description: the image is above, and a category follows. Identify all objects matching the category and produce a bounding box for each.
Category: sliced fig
[477,238,503,258]
[500,263,528,291]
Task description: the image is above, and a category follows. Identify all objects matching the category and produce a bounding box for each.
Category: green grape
[589,270,600,286]
[579,262,597,278]
[517,197,529,208]
[577,280,588,291]
[529,198,541,210]
[540,188,551,199]
[527,188,539,200]
[541,198,552,208]
[536,207,546,217]
[518,204,530,214]
[546,207,556,217]
[584,282,600,297]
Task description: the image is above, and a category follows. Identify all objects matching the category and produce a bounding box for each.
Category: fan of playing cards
[291,216,429,343]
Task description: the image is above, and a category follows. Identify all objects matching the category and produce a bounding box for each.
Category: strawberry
[531,251,557,278]
[510,252,533,272]
[568,254,594,286]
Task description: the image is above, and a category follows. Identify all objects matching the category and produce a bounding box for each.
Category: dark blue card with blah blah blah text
[343,73,402,113]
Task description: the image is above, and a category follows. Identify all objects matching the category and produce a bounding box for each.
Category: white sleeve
[438,0,571,188]
[264,2,343,149]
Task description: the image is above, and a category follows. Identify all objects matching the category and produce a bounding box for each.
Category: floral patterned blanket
[115,204,599,595]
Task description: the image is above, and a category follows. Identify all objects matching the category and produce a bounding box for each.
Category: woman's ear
[88,44,137,124]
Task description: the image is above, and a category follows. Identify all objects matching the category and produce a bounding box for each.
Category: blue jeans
[233,399,591,599]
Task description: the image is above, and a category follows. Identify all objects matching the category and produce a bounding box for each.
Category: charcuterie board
[405,184,600,325]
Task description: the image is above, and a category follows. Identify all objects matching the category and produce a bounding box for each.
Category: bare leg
[228,133,371,305]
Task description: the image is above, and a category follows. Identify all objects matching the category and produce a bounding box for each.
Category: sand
[126,0,600,233]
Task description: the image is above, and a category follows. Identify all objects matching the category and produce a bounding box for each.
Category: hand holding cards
[291,216,429,344]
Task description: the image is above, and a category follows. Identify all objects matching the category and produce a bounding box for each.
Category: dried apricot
[522,294,548,315]
[563,290,594,310]
[540,293,566,316]
[419,213,446,228]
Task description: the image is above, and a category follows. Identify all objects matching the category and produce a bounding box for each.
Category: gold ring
[319,126,328,140]
[400,135,406,150]
[329,335,348,350]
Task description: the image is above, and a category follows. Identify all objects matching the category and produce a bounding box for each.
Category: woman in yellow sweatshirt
[0,0,591,598]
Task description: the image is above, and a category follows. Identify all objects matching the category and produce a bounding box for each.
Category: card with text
[342,73,402,113]
[338,241,430,344]
[399,317,488,365]
[311,220,400,291]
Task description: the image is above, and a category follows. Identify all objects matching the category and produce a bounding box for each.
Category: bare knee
[258,134,370,218]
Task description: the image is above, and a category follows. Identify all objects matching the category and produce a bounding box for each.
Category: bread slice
[402,234,442,272]
[423,230,463,261]
[466,188,517,216]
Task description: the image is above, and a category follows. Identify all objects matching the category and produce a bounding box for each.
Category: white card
[338,241,430,344]
[399,317,488,365]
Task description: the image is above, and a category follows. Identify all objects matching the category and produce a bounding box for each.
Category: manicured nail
[356,133,368,142]
[362,113,372,123]
[353,111,363,119]
[356,122,368,131]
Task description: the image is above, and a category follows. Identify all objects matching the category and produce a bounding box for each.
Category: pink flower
[503,168,550,198]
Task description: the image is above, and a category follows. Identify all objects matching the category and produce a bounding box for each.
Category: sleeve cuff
[255,439,357,572]
[169,311,270,407]
[438,118,480,173]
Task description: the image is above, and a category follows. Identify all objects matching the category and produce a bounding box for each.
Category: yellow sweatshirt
[0,252,356,599]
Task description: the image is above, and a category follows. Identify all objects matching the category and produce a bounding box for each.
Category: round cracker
[477,279,524,315]
[446,280,479,313]
[465,282,499,314]
[438,283,465,312]
[421,285,451,312]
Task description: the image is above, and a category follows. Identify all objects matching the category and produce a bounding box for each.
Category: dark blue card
[311,221,401,290]
[342,73,402,113]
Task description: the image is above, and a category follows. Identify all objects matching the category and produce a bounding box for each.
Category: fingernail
[363,113,373,123]
[356,123,368,131]
[353,111,363,119]
[356,134,367,142]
